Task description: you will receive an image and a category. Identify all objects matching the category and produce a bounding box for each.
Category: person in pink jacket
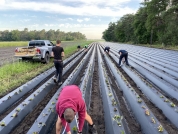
[56,85,97,134]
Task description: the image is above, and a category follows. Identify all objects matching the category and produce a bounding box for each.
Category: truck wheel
[43,53,49,64]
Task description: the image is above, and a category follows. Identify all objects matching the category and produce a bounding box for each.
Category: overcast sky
[0,0,142,39]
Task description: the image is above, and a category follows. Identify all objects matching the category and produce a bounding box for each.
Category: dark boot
[89,124,97,134]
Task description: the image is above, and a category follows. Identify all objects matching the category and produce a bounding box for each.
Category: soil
[103,54,142,134]
[10,52,86,134]
[0,47,18,66]
[108,54,178,134]
[88,50,105,134]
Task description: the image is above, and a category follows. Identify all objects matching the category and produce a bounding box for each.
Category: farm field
[0,40,91,66]
[0,42,178,134]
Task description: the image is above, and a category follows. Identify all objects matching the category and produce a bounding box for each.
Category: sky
[0,0,143,39]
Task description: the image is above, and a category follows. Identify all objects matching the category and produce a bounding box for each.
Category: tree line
[0,28,86,41]
[102,0,178,46]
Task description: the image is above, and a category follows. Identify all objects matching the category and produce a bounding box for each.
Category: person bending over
[104,46,110,54]
[118,49,129,67]
[56,85,97,134]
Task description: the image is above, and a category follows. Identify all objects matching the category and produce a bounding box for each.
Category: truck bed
[14,47,38,57]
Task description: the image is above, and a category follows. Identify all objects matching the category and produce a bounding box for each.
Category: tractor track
[9,52,87,134]
[108,54,178,134]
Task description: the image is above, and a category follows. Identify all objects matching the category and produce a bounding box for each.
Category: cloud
[30,24,39,28]
[77,19,83,23]
[84,18,90,21]
[0,0,138,17]
[68,18,73,20]
[19,19,30,22]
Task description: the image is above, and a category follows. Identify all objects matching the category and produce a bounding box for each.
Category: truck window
[29,41,45,47]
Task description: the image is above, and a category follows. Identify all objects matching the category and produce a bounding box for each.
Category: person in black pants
[77,45,81,51]
[51,40,65,85]
[118,50,129,67]
[104,46,110,54]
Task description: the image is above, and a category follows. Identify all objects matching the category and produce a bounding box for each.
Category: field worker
[84,45,88,49]
[104,46,110,54]
[56,85,97,134]
[118,49,129,67]
[51,40,65,85]
[77,45,81,51]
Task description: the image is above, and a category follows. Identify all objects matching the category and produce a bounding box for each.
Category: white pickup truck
[14,40,55,63]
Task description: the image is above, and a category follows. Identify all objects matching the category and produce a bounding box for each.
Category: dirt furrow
[88,50,105,134]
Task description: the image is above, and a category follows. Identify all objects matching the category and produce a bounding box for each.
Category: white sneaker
[58,82,62,86]
[53,77,57,83]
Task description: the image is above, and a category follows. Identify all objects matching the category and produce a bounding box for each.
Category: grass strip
[0,41,93,95]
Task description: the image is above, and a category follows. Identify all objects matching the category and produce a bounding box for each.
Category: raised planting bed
[27,45,95,134]
[109,51,178,129]
[0,50,83,114]
[0,49,87,134]
[97,46,128,134]
[99,45,168,134]
[109,48,178,100]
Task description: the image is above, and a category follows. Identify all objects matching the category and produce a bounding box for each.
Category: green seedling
[108,93,112,97]
[37,90,40,93]
[19,89,22,92]
[142,106,146,109]
[137,96,140,98]
[137,99,142,103]
[121,130,125,134]
[16,108,21,112]
[170,102,175,107]
[157,124,163,132]
[113,115,123,127]
[51,102,55,105]
[22,103,27,106]
[164,99,169,102]
[34,94,36,97]
[29,98,33,101]
[117,122,122,126]
[114,115,121,119]
[160,95,164,98]
[72,126,77,132]
[14,92,19,95]
[33,132,38,134]
[8,96,11,99]
[112,101,117,106]
[151,117,156,124]
[11,112,18,117]
[114,108,117,112]
[0,121,6,126]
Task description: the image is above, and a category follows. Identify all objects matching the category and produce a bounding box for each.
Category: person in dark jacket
[56,85,97,134]
[77,45,81,51]
[118,50,129,67]
[51,40,65,85]
[104,46,110,54]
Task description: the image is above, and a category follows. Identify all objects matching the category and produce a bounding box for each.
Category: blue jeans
[118,53,129,66]
[54,61,63,83]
